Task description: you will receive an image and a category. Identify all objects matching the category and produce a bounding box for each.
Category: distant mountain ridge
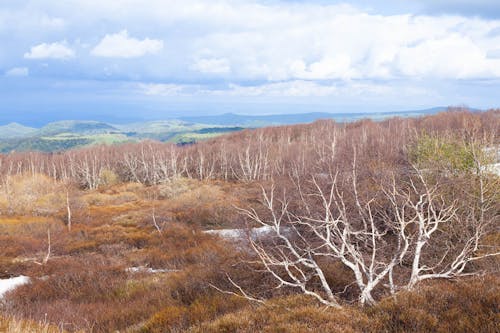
[178,108,448,126]
[0,107,454,129]
[0,107,472,152]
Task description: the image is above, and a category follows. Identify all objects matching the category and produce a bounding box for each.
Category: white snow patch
[204,228,244,238]
[0,276,30,299]
[205,226,276,240]
[483,163,500,176]
[126,266,179,274]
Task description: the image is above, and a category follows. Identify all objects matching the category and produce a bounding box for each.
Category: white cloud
[191,58,231,74]
[136,79,433,100]
[40,16,65,29]
[4,67,29,77]
[288,56,356,80]
[395,35,499,79]
[221,81,339,97]
[3,0,500,108]
[24,41,75,59]
[137,81,341,97]
[91,30,164,58]
[138,83,186,96]
[190,12,500,81]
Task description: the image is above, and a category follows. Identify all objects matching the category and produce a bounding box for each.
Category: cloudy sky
[1,0,500,123]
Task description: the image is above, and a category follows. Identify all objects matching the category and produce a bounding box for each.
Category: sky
[1,0,500,124]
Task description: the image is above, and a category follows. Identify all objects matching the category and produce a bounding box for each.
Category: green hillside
[39,120,118,135]
[0,120,243,152]
[0,122,37,139]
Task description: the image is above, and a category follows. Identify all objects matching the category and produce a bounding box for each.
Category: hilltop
[0,123,37,139]
[38,120,118,136]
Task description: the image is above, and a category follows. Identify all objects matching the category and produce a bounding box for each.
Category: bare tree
[236,160,499,306]
[66,189,72,232]
[34,229,51,266]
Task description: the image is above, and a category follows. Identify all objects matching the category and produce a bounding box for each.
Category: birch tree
[237,161,499,306]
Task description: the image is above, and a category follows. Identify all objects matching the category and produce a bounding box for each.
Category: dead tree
[66,189,72,232]
[237,161,499,306]
[34,229,51,266]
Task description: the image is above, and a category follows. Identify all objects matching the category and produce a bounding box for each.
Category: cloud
[91,30,164,58]
[24,41,75,59]
[40,15,65,29]
[137,81,340,97]
[221,81,339,97]
[136,79,433,100]
[2,0,500,111]
[4,67,29,77]
[395,34,500,79]
[7,1,500,81]
[288,56,355,80]
[138,83,187,96]
[191,58,231,74]
[190,12,500,81]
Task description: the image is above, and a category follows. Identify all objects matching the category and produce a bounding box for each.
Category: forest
[0,109,498,332]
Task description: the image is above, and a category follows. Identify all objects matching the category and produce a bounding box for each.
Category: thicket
[0,109,496,189]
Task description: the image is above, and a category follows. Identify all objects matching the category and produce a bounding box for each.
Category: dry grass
[0,174,66,216]
[189,277,500,333]
[0,171,498,332]
[0,177,249,332]
[0,315,65,333]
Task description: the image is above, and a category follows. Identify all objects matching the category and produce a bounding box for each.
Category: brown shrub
[165,182,243,228]
[81,191,138,206]
[366,275,500,333]
[139,294,248,333]
[0,174,66,216]
[158,177,198,199]
[1,255,157,332]
[8,256,126,304]
[0,315,66,333]
[190,295,371,333]
[138,223,232,269]
[188,276,499,333]
[140,305,188,332]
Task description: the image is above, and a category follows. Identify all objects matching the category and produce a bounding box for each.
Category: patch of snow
[484,146,500,161]
[126,266,179,274]
[0,276,30,299]
[204,226,277,240]
[481,163,500,176]
[251,226,275,237]
[205,228,244,238]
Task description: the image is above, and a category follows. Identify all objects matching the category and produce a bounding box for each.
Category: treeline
[0,109,498,189]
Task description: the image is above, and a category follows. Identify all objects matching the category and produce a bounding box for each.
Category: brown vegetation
[191,276,500,333]
[0,109,498,332]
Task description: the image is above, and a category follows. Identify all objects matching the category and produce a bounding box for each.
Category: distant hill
[39,120,118,136]
[0,108,470,153]
[0,119,244,153]
[0,123,37,139]
[179,108,449,127]
[114,120,208,134]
